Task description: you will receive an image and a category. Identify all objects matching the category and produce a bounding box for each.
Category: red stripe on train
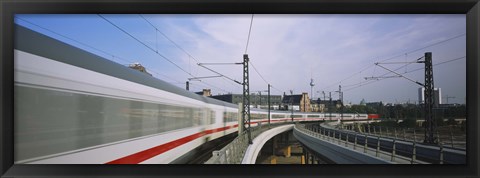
[106,124,239,164]
[106,117,316,164]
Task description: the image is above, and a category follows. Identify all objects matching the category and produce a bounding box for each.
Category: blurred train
[14,25,379,164]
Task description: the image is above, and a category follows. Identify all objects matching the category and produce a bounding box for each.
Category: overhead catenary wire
[320,33,465,92]
[401,56,466,74]
[197,64,242,85]
[250,62,269,85]
[342,56,466,92]
[245,14,254,54]
[98,14,195,78]
[240,14,282,93]
[16,17,201,89]
[139,14,201,64]
[378,33,465,63]
[140,14,241,93]
[320,64,374,91]
[344,58,421,91]
[18,16,232,94]
[15,17,135,65]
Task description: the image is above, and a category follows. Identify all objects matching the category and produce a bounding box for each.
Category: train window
[209,111,216,124]
[307,115,320,118]
[223,112,238,122]
[272,114,285,118]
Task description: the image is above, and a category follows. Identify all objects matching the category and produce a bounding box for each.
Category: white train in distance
[14,25,379,164]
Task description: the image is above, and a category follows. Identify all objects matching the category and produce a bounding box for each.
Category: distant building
[311,99,342,113]
[128,63,152,76]
[418,87,442,106]
[281,92,311,112]
[195,89,212,97]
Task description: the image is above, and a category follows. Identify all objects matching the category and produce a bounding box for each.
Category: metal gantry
[373,52,437,144]
[268,84,271,128]
[242,54,252,144]
[421,52,436,144]
[337,85,344,122]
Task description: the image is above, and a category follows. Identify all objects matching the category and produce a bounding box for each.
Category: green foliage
[366,103,465,121]
[344,104,376,114]
[398,118,416,128]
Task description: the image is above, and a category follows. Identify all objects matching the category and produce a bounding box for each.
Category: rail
[297,122,466,164]
[339,123,466,150]
[204,122,292,164]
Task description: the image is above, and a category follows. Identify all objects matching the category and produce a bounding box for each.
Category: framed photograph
[1,0,478,177]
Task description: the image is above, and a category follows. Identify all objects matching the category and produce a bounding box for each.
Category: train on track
[14,25,379,164]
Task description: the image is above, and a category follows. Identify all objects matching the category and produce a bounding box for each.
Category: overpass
[205,121,466,164]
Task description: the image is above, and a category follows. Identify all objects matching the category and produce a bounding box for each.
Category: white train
[14,25,377,164]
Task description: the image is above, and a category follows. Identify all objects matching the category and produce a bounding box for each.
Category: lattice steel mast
[421,52,436,144]
[242,54,252,144]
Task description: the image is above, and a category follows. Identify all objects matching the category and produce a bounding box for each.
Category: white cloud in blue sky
[15,14,466,104]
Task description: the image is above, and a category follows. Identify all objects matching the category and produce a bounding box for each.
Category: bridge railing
[339,122,466,150]
[297,122,466,164]
[204,122,291,164]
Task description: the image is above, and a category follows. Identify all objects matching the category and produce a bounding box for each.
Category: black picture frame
[1,0,478,177]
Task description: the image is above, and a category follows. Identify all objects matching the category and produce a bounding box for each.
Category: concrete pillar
[284,146,291,157]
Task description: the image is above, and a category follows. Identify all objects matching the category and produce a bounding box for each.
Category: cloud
[166,14,465,104]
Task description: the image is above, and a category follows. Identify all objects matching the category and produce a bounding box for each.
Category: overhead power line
[375,63,423,86]
[140,14,245,93]
[245,14,254,54]
[321,33,465,91]
[98,14,195,78]
[197,63,242,85]
[402,56,466,74]
[16,17,198,89]
[250,62,269,85]
[240,14,278,92]
[378,33,465,63]
[139,14,201,64]
[320,64,374,91]
[15,17,135,65]
[18,16,232,93]
[270,85,284,94]
[343,56,466,92]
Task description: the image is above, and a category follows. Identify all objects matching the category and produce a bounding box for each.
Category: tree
[360,99,366,105]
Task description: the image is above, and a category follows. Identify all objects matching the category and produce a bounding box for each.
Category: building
[281,92,311,112]
[210,93,282,109]
[418,87,442,106]
[195,89,212,97]
[311,99,343,113]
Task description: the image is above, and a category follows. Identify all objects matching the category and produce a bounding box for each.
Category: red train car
[368,114,380,119]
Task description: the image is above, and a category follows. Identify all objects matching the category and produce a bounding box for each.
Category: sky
[14,14,466,105]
